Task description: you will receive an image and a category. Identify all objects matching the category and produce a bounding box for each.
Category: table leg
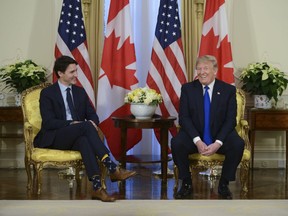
[160,127,169,183]
[285,131,288,181]
[120,127,127,169]
[250,130,255,169]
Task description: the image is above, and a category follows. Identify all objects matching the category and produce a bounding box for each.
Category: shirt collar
[58,80,72,92]
[202,80,215,91]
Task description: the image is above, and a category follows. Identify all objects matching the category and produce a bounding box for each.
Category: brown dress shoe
[110,167,137,182]
[91,188,116,202]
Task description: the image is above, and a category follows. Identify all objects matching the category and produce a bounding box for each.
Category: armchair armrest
[239,119,251,151]
[23,122,35,157]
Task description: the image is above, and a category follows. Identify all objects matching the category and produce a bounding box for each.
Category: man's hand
[70,121,82,125]
[201,142,221,156]
[195,140,208,154]
[89,120,98,131]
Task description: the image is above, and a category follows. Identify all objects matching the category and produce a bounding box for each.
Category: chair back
[235,89,246,136]
[21,83,51,151]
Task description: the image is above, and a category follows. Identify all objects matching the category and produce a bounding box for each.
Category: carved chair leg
[173,164,179,193]
[35,163,43,195]
[96,159,107,190]
[25,157,32,190]
[100,162,107,190]
[75,165,82,187]
[240,161,249,193]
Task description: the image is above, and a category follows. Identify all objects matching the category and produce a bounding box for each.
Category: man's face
[58,63,78,86]
[196,60,217,86]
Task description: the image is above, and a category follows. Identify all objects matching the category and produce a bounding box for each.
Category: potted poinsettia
[0,59,47,93]
[240,62,288,108]
[0,59,47,106]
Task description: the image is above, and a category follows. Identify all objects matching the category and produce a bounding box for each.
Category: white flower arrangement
[124,87,163,106]
[240,62,288,103]
[0,59,47,93]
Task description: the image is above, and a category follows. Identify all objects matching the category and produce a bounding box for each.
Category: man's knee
[171,135,188,153]
[171,136,181,151]
[227,138,245,155]
[82,121,97,133]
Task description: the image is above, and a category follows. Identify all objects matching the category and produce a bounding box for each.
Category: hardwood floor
[1,164,287,200]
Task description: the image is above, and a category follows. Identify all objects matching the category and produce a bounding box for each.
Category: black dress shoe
[218,184,232,199]
[174,184,192,199]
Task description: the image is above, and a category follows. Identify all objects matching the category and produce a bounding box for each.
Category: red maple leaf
[199,29,234,84]
[101,31,138,90]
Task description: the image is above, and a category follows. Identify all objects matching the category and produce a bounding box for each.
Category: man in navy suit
[171,55,244,199]
[34,55,136,202]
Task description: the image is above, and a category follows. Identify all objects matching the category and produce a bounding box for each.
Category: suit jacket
[34,82,99,148]
[178,79,237,143]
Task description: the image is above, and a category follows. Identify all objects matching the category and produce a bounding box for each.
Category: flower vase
[130,104,157,119]
[254,95,272,109]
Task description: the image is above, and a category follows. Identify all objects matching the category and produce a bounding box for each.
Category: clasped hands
[195,140,221,156]
[70,120,98,131]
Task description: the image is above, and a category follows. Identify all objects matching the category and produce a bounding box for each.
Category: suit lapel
[54,83,67,119]
[210,80,221,125]
[71,85,79,112]
[195,82,205,130]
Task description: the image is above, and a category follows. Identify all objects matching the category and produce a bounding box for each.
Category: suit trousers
[50,121,110,179]
[171,129,244,182]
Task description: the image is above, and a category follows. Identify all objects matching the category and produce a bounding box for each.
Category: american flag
[54,0,95,107]
[147,0,187,137]
[197,0,234,84]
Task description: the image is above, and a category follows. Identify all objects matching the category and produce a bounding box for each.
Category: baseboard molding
[0,159,24,168]
[253,159,286,168]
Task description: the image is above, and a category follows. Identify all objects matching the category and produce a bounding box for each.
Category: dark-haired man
[34,55,136,202]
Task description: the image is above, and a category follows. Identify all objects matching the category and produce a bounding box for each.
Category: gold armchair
[21,83,107,194]
[173,89,251,194]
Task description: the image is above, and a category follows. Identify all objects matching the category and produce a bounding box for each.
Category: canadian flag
[96,0,141,159]
[198,0,234,84]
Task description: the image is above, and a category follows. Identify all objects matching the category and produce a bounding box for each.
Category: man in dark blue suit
[34,55,136,202]
[171,55,244,199]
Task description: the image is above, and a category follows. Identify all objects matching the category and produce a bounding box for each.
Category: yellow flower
[124,87,162,106]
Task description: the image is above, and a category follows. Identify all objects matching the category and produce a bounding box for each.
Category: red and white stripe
[55,37,95,107]
[147,38,187,128]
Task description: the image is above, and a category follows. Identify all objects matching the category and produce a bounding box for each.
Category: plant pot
[15,93,21,106]
[130,103,157,119]
[254,95,272,109]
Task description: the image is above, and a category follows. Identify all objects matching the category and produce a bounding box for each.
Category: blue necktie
[203,86,212,145]
[66,88,77,120]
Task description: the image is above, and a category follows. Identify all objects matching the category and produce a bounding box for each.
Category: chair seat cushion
[188,149,251,162]
[31,148,82,162]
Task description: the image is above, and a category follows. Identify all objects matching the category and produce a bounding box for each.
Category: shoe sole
[110,172,137,182]
[92,196,116,202]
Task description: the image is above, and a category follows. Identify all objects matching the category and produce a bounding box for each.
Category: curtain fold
[181,0,204,81]
[82,0,104,102]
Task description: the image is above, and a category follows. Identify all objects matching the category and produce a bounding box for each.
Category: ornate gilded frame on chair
[21,83,107,194]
